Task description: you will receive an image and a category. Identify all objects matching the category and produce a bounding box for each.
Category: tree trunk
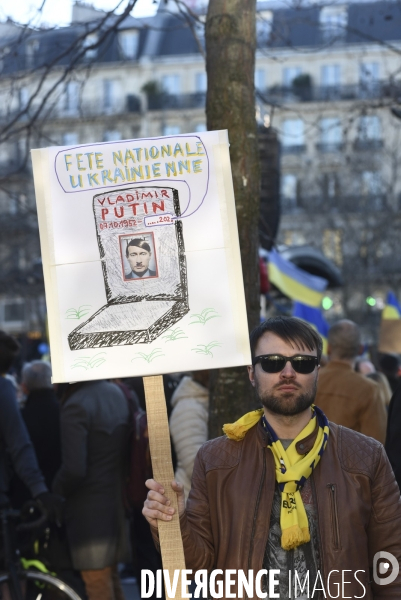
[205,0,261,438]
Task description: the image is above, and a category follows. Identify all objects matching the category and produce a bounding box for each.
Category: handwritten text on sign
[55,138,206,192]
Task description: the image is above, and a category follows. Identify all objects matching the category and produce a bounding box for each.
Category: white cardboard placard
[32,130,251,382]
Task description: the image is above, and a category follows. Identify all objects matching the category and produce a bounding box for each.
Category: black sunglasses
[253,354,319,374]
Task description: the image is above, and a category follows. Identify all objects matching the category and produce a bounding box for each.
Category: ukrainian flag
[293,301,329,355]
[382,292,401,320]
[268,249,328,308]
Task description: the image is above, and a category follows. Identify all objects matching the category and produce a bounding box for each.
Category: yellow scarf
[223,406,329,550]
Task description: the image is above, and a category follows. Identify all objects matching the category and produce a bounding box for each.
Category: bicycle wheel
[0,570,83,600]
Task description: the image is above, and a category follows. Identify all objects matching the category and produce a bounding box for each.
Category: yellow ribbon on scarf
[222,409,263,441]
[223,407,329,551]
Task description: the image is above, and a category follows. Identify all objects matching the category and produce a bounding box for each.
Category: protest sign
[32,130,250,383]
[32,130,251,600]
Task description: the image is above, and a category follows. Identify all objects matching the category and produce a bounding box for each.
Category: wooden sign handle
[143,375,188,599]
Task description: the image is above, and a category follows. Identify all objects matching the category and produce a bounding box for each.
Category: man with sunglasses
[144,317,401,598]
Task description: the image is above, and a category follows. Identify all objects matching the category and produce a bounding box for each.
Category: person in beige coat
[169,371,209,500]
[315,320,387,443]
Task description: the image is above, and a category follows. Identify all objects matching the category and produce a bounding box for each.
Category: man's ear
[247,365,256,387]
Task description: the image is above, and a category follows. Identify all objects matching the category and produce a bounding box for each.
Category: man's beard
[256,378,317,416]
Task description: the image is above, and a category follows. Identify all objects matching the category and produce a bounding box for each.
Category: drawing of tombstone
[68,186,189,349]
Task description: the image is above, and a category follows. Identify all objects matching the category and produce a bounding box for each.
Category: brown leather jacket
[155,420,401,599]
[315,361,387,443]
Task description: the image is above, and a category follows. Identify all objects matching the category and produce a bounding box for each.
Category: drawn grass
[162,327,188,342]
[71,352,107,370]
[66,305,92,320]
[191,341,222,357]
[132,348,165,363]
[189,308,220,325]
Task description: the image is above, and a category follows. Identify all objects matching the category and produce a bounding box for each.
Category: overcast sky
[0,0,159,27]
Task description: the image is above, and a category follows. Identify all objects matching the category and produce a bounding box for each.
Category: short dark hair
[250,317,323,363]
[0,331,20,374]
[126,238,151,258]
[327,320,360,360]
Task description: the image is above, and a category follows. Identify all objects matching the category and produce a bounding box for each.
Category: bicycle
[0,501,83,600]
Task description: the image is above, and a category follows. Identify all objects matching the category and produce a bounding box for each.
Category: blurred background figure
[355,357,376,375]
[367,371,392,410]
[0,331,57,509]
[378,353,401,394]
[386,380,401,491]
[169,370,209,500]
[11,361,61,506]
[315,320,387,442]
[53,380,130,600]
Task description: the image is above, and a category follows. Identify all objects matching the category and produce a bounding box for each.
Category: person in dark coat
[10,360,87,598]
[385,381,401,491]
[0,332,62,521]
[11,361,62,506]
[379,352,400,393]
[53,380,129,600]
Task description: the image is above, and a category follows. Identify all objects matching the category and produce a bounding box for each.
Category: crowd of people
[1,317,401,598]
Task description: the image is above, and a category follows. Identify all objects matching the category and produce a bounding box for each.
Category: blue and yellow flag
[382,292,401,320]
[293,301,329,355]
[268,249,328,308]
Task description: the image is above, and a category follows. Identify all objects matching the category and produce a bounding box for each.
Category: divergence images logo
[373,551,399,586]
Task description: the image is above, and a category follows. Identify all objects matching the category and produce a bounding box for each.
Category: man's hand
[142,479,185,528]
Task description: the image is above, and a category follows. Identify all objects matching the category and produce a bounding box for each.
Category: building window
[195,72,207,93]
[19,87,29,111]
[82,33,98,59]
[63,81,79,115]
[283,67,302,87]
[103,131,122,142]
[194,123,207,132]
[281,119,305,153]
[25,39,39,69]
[359,63,380,97]
[162,75,181,95]
[281,174,298,210]
[319,6,347,42]
[162,125,181,135]
[256,10,273,46]
[63,132,79,146]
[322,229,343,265]
[321,64,341,87]
[322,173,339,201]
[255,69,265,91]
[360,62,379,85]
[356,116,382,149]
[103,79,117,111]
[0,46,10,73]
[119,30,139,59]
[318,118,342,151]
[320,65,341,100]
[362,171,382,194]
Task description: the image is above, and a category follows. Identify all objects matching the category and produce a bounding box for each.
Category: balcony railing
[316,142,344,153]
[281,194,387,214]
[353,139,384,151]
[258,82,400,104]
[281,144,306,155]
[147,92,206,111]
